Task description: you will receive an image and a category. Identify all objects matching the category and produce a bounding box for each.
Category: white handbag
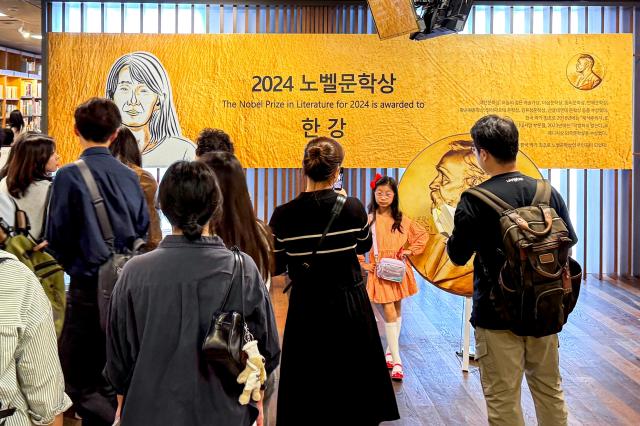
[372,221,406,283]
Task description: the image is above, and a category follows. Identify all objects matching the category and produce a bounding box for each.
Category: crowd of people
[0,98,577,426]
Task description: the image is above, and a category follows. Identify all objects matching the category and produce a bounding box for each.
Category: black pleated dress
[269,189,399,426]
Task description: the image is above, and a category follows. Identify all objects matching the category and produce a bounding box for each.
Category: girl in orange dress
[359,174,428,381]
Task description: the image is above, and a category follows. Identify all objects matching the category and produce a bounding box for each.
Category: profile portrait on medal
[398,135,541,297]
[417,139,485,295]
[566,53,604,91]
[105,51,196,167]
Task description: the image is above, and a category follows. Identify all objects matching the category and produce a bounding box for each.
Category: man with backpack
[46,98,149,426]
[447,115,578,426]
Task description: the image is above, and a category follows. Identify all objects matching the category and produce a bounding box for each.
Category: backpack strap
[9,197,30,235]
[465,187,514,214]
[39,183,52,241]
[75,159,115,251]
[532,180,552,206]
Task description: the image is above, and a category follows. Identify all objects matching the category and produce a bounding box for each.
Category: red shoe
[385,352,393,369]
[391,364,404,381]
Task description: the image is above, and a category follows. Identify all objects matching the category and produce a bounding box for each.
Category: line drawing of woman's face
[113,65,160,129]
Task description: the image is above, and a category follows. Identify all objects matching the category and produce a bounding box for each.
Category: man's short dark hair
[195,128,234,156]
[470,115,519,164]
[74,97,122,143]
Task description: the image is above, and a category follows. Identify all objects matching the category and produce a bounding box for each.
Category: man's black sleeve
[447,193,481,266]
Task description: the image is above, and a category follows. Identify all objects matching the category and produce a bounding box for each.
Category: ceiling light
[0,12,7,17]
[31,34,42,40]
[18,25,30,39]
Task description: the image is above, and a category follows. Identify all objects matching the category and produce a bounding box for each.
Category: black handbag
[202,247,253,377]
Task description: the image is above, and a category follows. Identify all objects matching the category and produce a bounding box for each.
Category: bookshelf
[0,47,42,132]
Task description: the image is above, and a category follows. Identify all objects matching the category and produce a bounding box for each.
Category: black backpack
[466,180,582,337]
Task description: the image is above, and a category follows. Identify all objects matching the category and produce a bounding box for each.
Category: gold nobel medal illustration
[398,134,542,297]
[566,53,605,91]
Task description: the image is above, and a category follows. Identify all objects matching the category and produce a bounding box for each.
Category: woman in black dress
[105,161,280,426]
[270,137,399,425]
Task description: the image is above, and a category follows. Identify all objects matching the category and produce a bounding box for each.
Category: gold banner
[48,33,632,168]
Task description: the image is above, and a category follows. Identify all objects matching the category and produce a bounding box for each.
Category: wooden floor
[270,274,640,426]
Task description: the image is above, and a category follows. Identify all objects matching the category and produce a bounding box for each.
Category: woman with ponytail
[104,161,280,426]
[359,174,428,381]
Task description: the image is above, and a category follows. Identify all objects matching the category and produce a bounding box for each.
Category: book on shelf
[21,102,32,117]
[27,116,41,132]
[5,86,18,100]
[24,82,32,98]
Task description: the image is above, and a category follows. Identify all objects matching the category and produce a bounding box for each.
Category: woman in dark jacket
[269,137,399,425]
[105,161,280,426]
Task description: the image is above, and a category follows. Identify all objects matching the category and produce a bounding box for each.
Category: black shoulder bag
[202,247,254,377]
[282,194,347,293]
[75,160,146,332]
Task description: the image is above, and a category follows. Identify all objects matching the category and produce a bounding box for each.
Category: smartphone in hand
[333,167,344,191]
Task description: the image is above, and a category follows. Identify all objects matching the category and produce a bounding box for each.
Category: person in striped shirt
[0,250,71,426]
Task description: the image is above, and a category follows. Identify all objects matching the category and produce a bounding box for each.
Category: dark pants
[60,275,116,426]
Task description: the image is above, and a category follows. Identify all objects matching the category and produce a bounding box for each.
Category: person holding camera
[269,137,399,425]
[447,115,578,426]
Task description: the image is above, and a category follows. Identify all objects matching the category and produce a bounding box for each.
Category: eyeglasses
[375,191,394,198]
